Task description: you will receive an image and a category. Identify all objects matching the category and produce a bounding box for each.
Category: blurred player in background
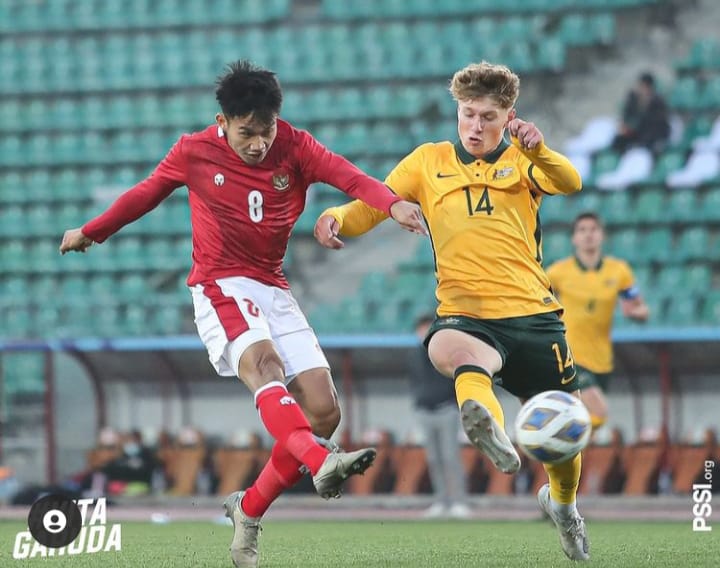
[315,61,590,561]
[410,314,470,519]
[59,59,426,568]
[547,212,649,433]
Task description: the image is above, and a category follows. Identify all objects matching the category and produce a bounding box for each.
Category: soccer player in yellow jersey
[315,61,590,561]
[547,212,649,433]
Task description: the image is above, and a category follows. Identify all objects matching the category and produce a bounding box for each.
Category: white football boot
[312,447,376,499]
[460,399,521,473]
[223,491,261,568]
[537,483,590,561]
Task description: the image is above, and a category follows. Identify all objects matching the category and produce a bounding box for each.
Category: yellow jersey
[546,256,638,373]
[323,138,582,319]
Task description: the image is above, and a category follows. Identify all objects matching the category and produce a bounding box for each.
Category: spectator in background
[98,430,159,494]
[410,314,470,519]
[611,72,671,155]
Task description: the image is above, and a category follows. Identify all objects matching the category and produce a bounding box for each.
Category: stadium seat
[391,446,430,495]
[665,296,699,325]
[645,151,686,184]
[671,430,718,493]
[579,440,625,495]
[701,292,720,324]
[676,38,720,71]
[623,441,664,495]
[674,227,709,261]
[563,116,617,156]
[596,147,653,191]
[665,190,697,224]
[600,191,633,225]
[670,77,701,111]
[542,231,572,264]
[693,116,720,152]
[666,150,720,188]
[640,228,672,264]
[348,430,396,494]
[633,188,665,224]
[607,228,642,264]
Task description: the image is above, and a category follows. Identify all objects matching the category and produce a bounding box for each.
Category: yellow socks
[454,365,505,428]
[544,452,582,505]
[590,414,606,431]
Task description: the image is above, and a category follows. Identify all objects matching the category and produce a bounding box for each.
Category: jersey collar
[454,138,510,165]
[574,255,604,272]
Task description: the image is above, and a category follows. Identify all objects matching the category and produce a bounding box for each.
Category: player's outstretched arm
[314,198,425,250]
[314,199,388,249]
[508,118,582,195]
[60,137,188,254]
[59,228,94,254]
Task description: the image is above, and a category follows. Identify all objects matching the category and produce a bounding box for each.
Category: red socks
[254,382,328,475]
[241,443,304,518]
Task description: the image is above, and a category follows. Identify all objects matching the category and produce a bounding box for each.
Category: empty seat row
[0,203,191,237]
[542,186,720,226]
[0,130,181,168]
[0,85,445,134]
[542,226,718,265]
[0,165,163,204]
[0,0,290,33]
[322,0,654,18]
[2,303,188,340]
[0,21,566,94]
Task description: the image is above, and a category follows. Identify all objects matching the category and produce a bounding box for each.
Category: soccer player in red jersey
[60,60,426,568]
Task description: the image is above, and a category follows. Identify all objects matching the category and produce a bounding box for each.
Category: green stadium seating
[700,187,720,221]
[600,191,633,226]
[646,151,686,184]
[608,228,642,264]
[656,264,711,294]
[701,291,720,324]
[0,0,709,339]
[670,77,701,110]
[590,151,620,185]
[676,39,720,71]
[665,190,697,224]
[542,231,572,264]
[634,188,665,224]
[640,228,673,264]
[665,296,699,325]
[674,227,709,262]
[700,77,720,110]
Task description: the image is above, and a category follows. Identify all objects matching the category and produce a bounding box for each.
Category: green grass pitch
[0,519,717,567]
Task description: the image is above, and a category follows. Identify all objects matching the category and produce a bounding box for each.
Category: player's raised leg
[238,342,375,497]
[239,366,350,521]
[428,328,520,474]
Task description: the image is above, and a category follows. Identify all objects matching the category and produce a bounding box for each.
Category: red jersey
[82,121,401,288]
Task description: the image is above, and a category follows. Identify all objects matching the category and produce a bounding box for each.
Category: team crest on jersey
[272,170,290,191]
[214,173,225,186]
[492,166,514,180]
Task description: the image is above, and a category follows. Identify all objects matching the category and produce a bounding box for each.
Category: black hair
[215,59,282,125]
[572,211,603,233]
[639,72,656,88]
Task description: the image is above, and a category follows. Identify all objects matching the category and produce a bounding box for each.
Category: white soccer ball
[514,390,592,464]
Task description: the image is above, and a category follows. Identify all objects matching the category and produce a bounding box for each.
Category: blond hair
[449,61,520,109]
